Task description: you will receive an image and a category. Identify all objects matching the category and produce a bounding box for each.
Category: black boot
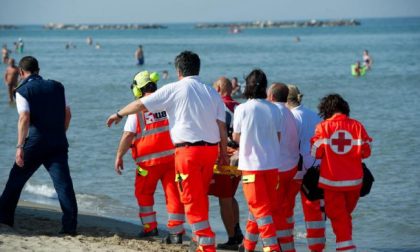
[234,223,244,244]
[138,227,158,238]
[217,237,240,250]
[162,233,183,244]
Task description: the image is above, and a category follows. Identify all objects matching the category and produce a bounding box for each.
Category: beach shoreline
[0,200,188,252]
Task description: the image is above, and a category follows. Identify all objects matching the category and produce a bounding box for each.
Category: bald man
[211,77,243,250]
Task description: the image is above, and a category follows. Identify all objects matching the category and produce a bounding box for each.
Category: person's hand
[115,156,124,175]
[16,148,24,167]
[106,113,122,127]
[218,151,229,167]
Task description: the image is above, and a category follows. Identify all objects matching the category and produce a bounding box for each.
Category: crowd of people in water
[1,43,373,252]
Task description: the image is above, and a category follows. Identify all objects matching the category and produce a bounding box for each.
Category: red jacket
[311,113,372,191]
[131,111,175,167]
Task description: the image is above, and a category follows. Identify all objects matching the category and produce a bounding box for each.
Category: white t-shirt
[16,92,30,113]
[290,104,322,179]
[141,76,225,144]
[16,92,69,114]
[124,114,137,133]
[233,99,282,171]
[273,102,300,172]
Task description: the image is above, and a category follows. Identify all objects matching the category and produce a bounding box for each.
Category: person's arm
[106,99,148,127]
[232,132,240,144]
[361,126,372,159]
[115,131,136,175]
[310,124,325,159]
[217,119,229,166]
[4,69,9,84]
[65,106,71,131]
[16,111,30,167]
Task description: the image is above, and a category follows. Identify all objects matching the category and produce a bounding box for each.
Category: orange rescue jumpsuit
[311,113,372,252]
[132,111,185,235]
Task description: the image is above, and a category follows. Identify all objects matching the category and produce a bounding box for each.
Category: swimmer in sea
[135,45,144,65]
[363,50,372,70]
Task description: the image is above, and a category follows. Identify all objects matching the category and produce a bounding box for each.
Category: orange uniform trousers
[281,178,326,252]
[324,189,360,251]
[175,145,218,252]
[300,190,326,252]
[135,162,185,234]
[242,169,281,252]
[276,167,298,252]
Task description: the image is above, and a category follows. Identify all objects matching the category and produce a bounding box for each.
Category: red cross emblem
[330,130,353,154]
[144,112,155,124]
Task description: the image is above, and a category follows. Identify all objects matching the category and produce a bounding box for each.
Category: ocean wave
[24,182,58,199]
[23,183,108,215]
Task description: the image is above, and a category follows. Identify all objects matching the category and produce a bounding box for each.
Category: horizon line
[1,15,419,26]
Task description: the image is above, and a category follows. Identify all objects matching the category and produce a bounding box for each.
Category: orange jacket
[311,113,372,191]
[131,111,175,167]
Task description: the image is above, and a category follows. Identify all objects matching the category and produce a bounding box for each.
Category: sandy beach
[0,201,188,252]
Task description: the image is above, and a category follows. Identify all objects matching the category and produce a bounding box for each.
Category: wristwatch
[16,144,24,149]
[116,111,123,119]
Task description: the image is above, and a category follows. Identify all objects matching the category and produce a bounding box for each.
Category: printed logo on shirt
[329,130,353,154]
[144,111,168,124]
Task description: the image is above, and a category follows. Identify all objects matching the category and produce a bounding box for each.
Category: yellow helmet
[132,71,160,98]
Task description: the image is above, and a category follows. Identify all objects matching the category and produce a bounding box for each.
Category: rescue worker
[107,51,228,252]
[113,70,185,244]
[210,77,243,250]
[267,83,300,252]
[233,69,282,252]
[286,85,326,252]
[311,94,372,252]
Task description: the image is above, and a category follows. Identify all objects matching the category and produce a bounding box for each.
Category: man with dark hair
[174,51,200,76]
[107,51,228,252]
[233,69,282,252]
[0,56,78,235]
[242,69,267,100]
[267,82,300,252]
[311,93,372,252]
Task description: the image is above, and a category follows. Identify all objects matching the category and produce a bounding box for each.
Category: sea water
[1,17,420,251]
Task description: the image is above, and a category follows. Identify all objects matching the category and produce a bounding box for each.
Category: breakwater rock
[195,19,360,29]
[0,25,18,30]
[43,23,167,30]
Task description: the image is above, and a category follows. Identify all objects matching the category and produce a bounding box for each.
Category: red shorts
[208,174,241,198]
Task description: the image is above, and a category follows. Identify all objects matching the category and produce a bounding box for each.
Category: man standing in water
[0,56,78,235]
[135,45,144,65]
[107,51,228,252]
[4,58,19,103]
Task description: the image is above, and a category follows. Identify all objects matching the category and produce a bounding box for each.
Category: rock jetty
[0,25,18,30]
[43,23,167,30]
[195,19,360,29]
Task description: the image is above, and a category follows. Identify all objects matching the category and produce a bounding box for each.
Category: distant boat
[229,25,241,34]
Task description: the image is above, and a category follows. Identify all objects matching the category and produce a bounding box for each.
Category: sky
[1,0,420,25]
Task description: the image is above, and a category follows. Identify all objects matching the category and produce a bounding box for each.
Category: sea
[1,17,419,251]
